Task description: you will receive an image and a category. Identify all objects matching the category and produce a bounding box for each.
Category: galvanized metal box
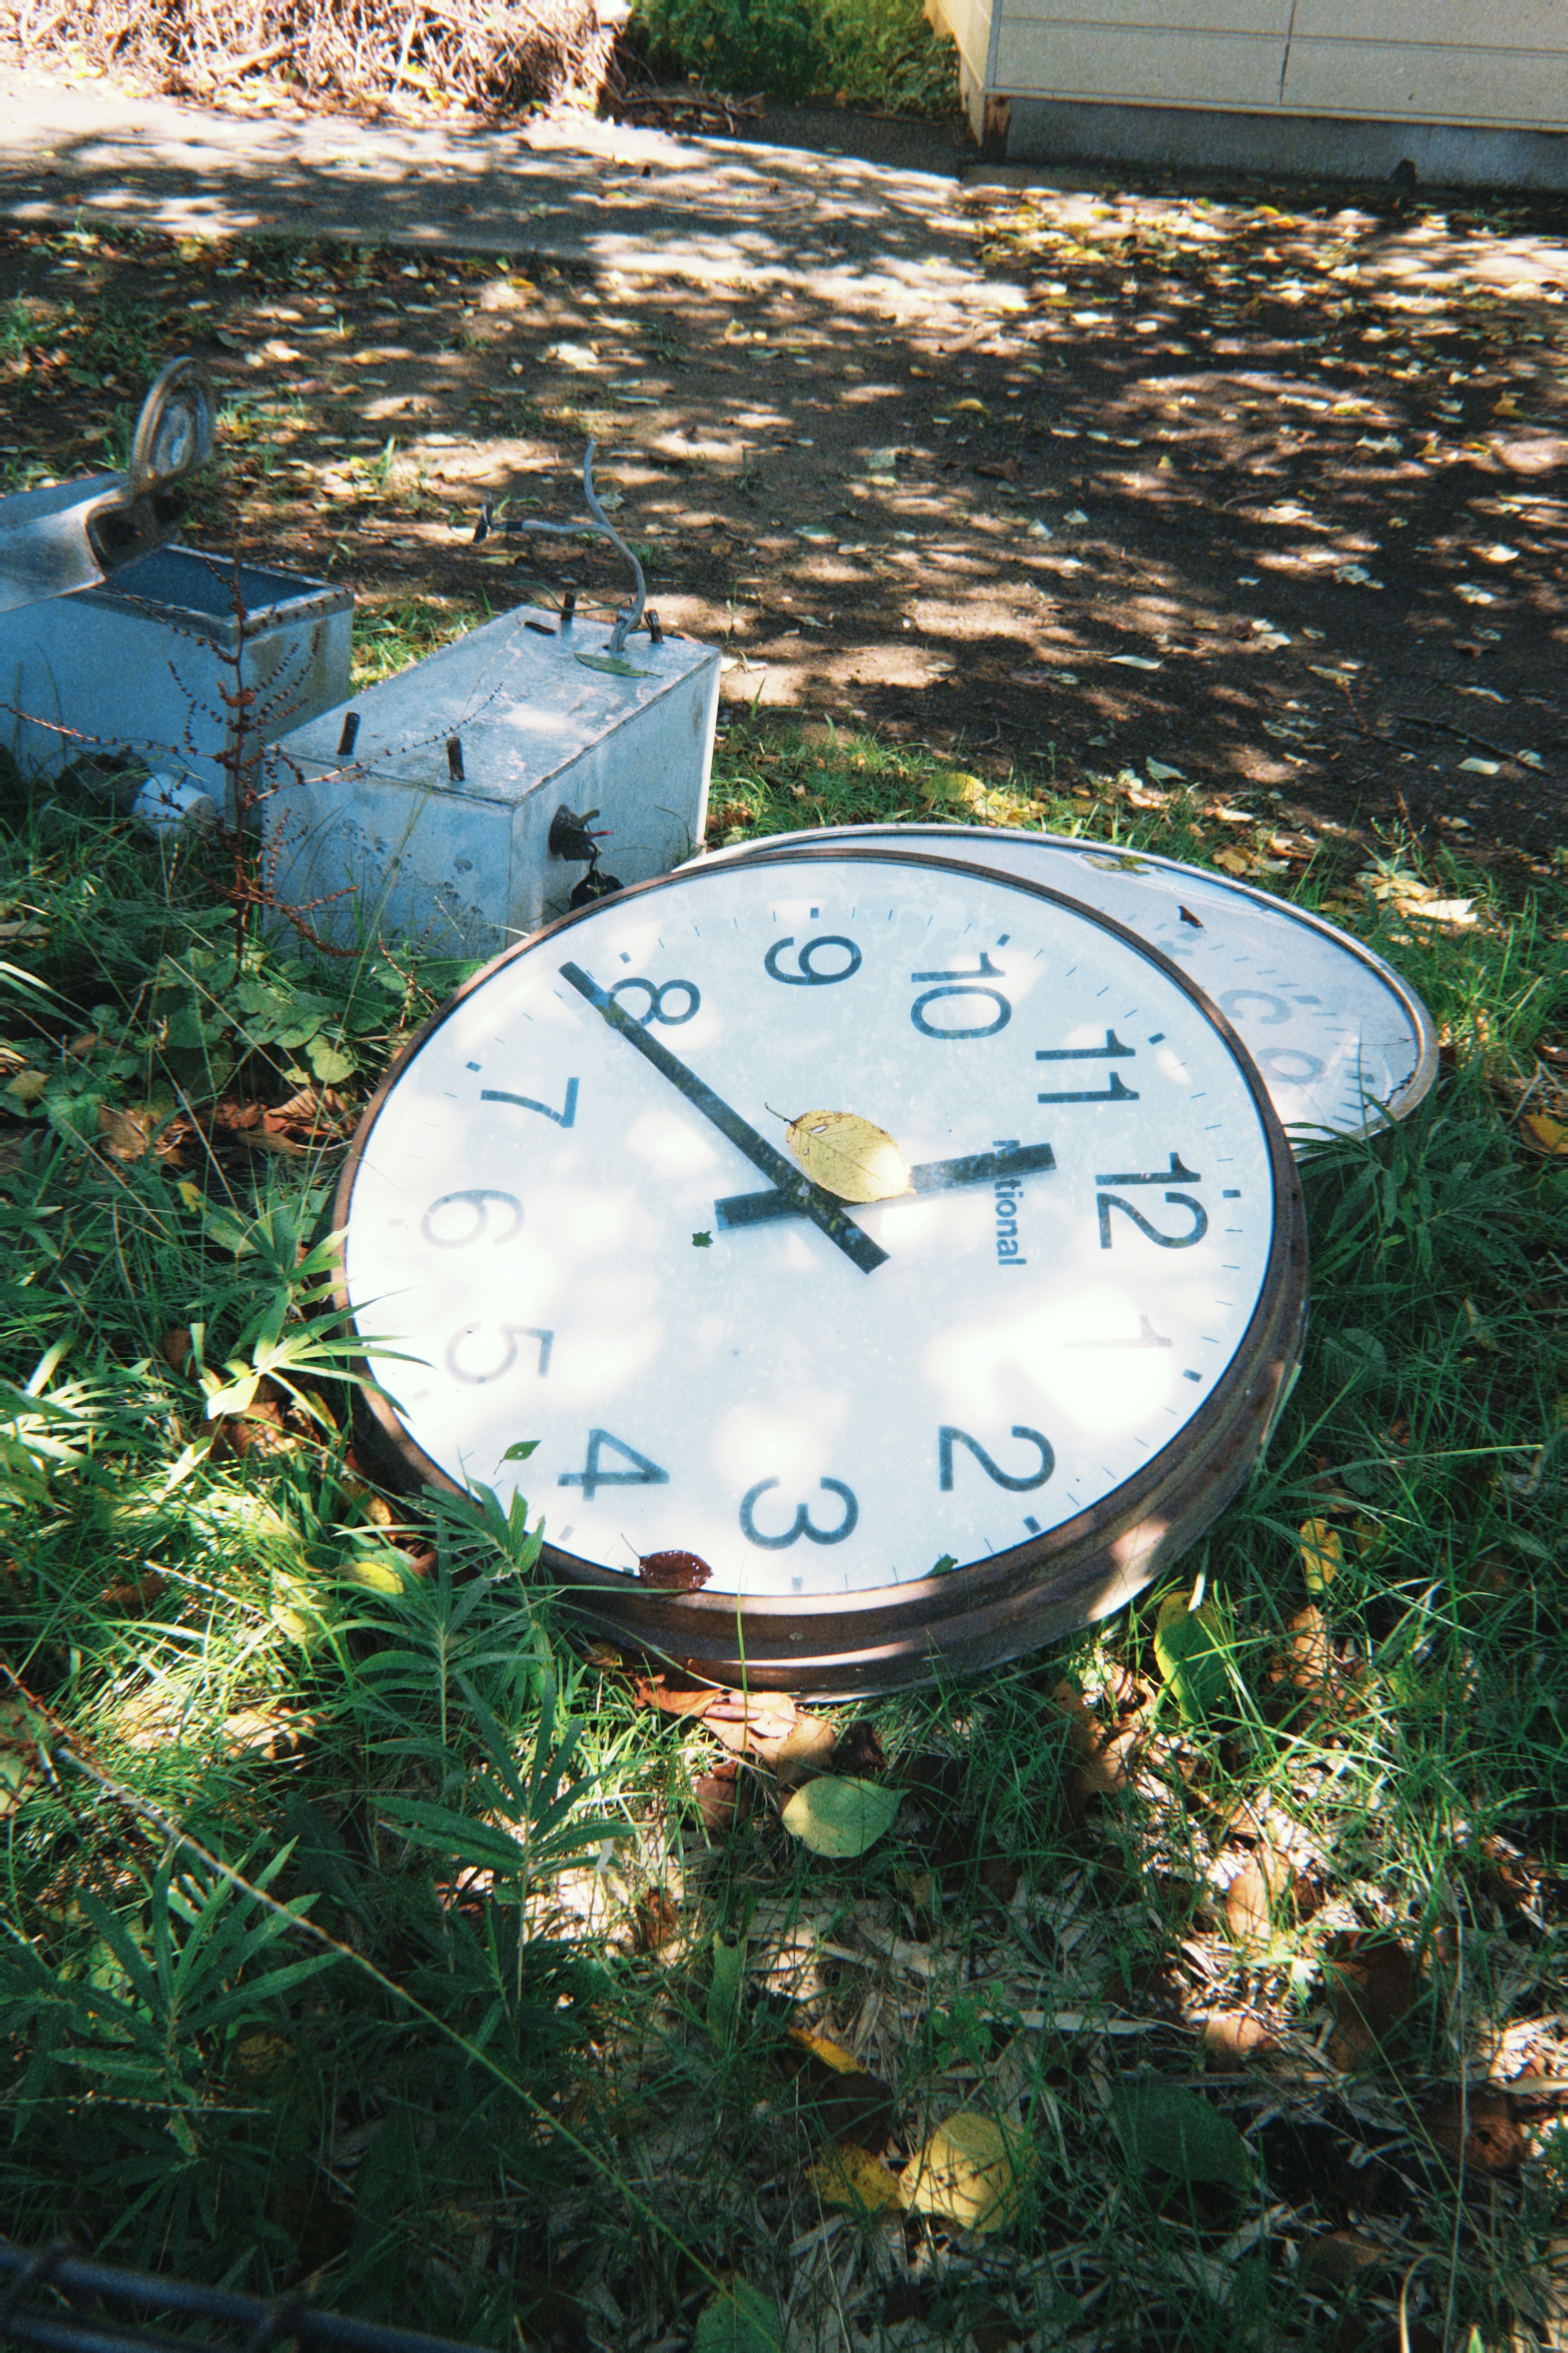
[264,603,720,959]
[0,544,352,812]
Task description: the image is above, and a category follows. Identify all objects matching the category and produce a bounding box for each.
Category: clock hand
[558,960,889,1274]
[713,1141,1057,1231]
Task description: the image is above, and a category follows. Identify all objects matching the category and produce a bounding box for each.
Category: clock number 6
[764,935,862,986]
[911,953,1011,1040]
[939,1425,1054,1492]
[421,1189,523,1248]
[739,1477,859,1549]
[1098,1193,1209,1250]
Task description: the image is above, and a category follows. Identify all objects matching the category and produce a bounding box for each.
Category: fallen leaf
[1283,1604,1331,1694]
[1145,758,1185,782]
[1111,2082,1251,2192]
[1521,1112,1568,1155]
[1421,2090,1522,2174]
[768,1715,838,1785]
[782,1109,911,1203]
[1154,1585,1228,1723]
[1201,2010,1281,2064]
[781,1775,900,1858]
[806,2142,907,2213]
[636,1548,713,1591]
[952,398,989,415]
[1459,757,1501,776]
[900,2112,1031,2235]
[692,2283,781,2353]
[4,1071,48,1106]
[1299,1517,1343,1594]
[1213,847,1256,876]
[1108,654,1164,671]
[1225,1845,1292,1945]
[0,1697,43,1818]
[1324,1931,1420,2066]
[691,1759,742,1831]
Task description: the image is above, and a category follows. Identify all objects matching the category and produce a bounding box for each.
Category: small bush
[630,0,958,113]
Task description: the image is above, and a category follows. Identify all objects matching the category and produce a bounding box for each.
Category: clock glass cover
[340,851,1305,1688]
[697,825,1436,1146]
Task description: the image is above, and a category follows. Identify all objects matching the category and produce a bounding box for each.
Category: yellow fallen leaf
[1521,1112,1568,1156]
[4,1070,48,1105]
[900,2112,1031,2235]
[788,2027,860,2074]
[807,2141,907,2214]
[1298,1517,1343,1595]
[1213,848,1255,876]
[952,398,989,415]
[783,1110,911,1203]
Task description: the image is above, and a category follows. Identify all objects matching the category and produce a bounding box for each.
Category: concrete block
[265,602,719,959]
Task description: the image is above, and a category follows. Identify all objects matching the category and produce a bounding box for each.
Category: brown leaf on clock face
[636,1548,713,1591]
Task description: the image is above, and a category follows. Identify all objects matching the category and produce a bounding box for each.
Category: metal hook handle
[493,439,646,653]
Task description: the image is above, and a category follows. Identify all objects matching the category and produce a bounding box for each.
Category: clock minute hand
[714,1141,1058,1232]
[557,960,889,1275]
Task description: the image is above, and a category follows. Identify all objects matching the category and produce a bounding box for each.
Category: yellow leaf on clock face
[783,1110,912,1203]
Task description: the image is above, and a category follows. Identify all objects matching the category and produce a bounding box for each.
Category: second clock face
[340,853,1282,1601]
[697,825,1437,1145]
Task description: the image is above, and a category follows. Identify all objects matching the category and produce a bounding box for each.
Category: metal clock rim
[693,821,1440,1139]
[334,845,1308,1690]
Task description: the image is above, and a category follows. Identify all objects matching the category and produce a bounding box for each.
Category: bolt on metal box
[264,602,720,958]
[0,544,352,811]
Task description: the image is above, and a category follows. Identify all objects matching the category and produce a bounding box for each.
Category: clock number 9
[739,1477,859,1549]
[939,1425,1054,1492]
[421,1189,523,1248]
[764,935,863,987]
[1097,1193,1209,1250]
[910,954,1011,1040]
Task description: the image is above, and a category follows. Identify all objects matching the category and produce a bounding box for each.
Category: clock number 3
[764,935,862,986]
[739,1477,859,1549]
[939,1425,1054,1492]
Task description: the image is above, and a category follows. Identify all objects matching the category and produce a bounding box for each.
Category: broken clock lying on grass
[336,845,1306,1691]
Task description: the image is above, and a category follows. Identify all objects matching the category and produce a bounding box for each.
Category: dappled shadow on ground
[4,161,1568,865]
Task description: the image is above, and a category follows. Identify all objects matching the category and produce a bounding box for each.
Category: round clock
[338,850,1307,1693]
[695,825,1437,1148]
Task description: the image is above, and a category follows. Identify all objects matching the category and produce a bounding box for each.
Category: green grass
[0,722,1564,2350]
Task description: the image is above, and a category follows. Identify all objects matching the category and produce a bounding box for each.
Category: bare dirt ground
[3,76,1568,873]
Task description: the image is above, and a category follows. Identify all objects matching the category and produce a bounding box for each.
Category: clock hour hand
[558,960,889,1274]
[714,1140,1057,1231]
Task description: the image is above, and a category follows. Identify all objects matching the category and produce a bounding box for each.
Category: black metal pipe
[0,2245,481,2353]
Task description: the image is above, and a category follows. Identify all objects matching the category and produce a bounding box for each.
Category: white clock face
[698,826,1436,1145]
[341,854,1281,1600]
